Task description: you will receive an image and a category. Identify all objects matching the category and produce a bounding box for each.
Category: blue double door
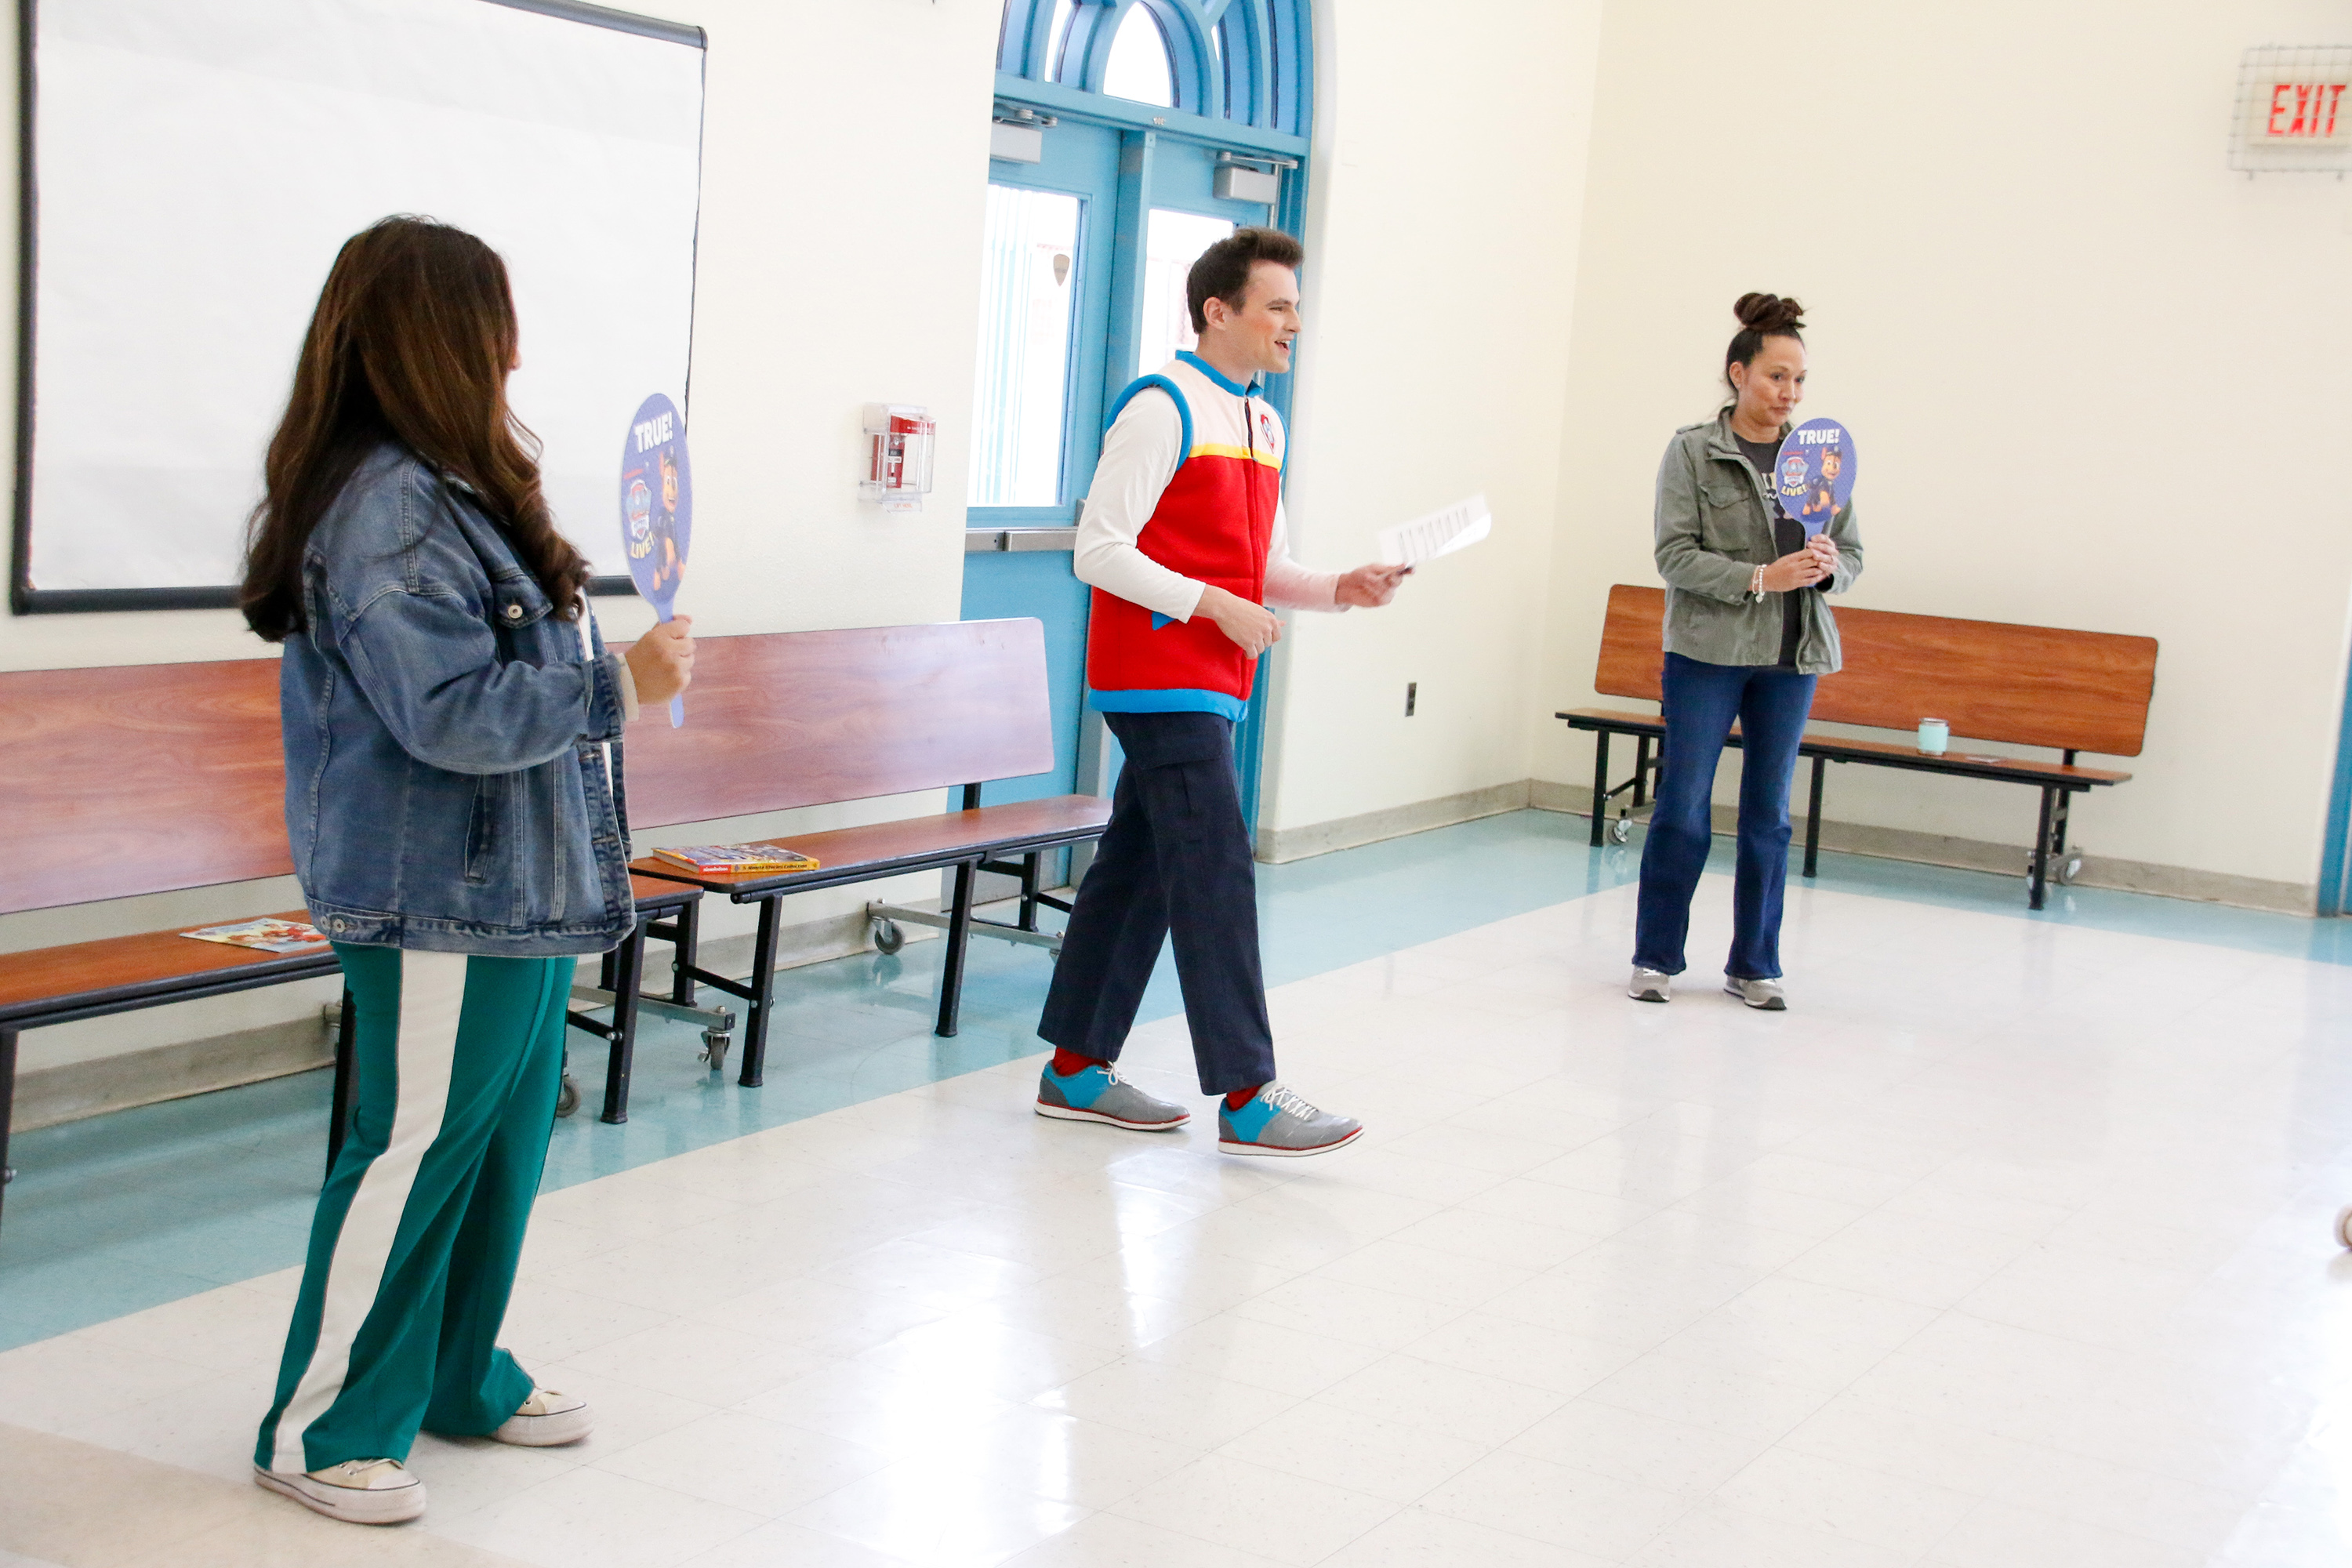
[963,115,1283,828]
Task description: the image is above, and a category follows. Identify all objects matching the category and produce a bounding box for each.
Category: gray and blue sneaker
[1218,1083,1363,1157]
[1036,1060,1190,1131]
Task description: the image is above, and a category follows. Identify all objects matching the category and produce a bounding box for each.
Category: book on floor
[180,918,330,953]
[651,844,819,875]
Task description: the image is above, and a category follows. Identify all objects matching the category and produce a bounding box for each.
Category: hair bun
[1733,292,1806,335]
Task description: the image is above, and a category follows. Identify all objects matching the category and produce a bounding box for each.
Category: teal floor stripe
[2,809,2343,1350]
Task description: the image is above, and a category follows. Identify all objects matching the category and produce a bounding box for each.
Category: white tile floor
[6,877,2352,1566]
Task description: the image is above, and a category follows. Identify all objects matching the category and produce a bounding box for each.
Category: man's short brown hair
[1185,227,1304,334]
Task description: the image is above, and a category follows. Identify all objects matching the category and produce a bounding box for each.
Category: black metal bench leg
[739,897,780,1087]
[601,920,646,1123]
[1589,730,1611,848]
[936,861,977,1038]
[1633,735,1653,810]
[1018,851,1042,933]
[1803,755,1826,879]
[0,1028,17,1230]
[328,985,356,1176]
[671,898,700,1006]
[2030,786,2056,911]
[2054,750,2080,861]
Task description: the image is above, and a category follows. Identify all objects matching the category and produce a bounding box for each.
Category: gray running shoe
[1724,976,1786,1011]
[1218,1083,1363,1157]
[1628,967,1672,1003]
[1036,1060,1190,1131]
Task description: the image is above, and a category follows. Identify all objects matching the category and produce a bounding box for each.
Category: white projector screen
[12,0,704,611]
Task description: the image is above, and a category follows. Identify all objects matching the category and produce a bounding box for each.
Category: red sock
[1225,1085,1263,1111]
[1052,1047,1106,1078]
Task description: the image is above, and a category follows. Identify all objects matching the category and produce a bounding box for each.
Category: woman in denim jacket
[238,217,694,1525]
[1628,293,1863,1011]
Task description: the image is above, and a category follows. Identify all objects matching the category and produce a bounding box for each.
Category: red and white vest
[1086,352,1284,720]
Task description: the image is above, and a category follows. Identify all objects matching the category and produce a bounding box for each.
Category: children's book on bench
[651,844,820,875]
[180,918,330,953]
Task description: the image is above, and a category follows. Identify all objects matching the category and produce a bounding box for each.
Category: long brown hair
[239,216,590,641]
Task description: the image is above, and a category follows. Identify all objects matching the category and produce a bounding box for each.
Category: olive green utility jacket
[1653,408,1864,675]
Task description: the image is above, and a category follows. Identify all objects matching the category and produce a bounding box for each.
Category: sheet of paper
[1378,494,1491,566]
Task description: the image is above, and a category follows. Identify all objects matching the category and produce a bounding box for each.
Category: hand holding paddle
[619,392,694,725]
[626,615,695,705]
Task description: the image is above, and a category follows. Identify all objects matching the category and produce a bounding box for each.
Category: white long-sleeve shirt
[1071,384,1342,620]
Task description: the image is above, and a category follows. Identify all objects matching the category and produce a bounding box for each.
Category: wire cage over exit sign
[2231,45,2352,172]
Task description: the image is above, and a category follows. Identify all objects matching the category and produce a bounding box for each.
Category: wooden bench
[0,659,717,1229]
[618,619,1112,1091]
[1557,584,2158,909]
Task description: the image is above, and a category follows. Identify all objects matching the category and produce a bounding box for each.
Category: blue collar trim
[1177,350,1258,397]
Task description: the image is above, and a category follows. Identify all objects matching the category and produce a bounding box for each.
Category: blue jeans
[1633,652,1817,979]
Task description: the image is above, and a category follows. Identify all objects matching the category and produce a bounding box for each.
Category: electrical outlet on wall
[1405,682,1417,717]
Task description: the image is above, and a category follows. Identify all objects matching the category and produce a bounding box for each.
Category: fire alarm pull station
[861,404,935,514]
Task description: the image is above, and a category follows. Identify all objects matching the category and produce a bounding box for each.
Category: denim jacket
[279,445,638,955]
[1653,409,1864,674]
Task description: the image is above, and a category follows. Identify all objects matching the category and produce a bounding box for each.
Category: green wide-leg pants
[256,945,573,1474]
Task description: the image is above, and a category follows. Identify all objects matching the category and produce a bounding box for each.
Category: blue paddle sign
[619,393,691,727]
[1773,418,1856,539]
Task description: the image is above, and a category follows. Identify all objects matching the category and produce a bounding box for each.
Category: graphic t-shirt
[1734,434,1806,669]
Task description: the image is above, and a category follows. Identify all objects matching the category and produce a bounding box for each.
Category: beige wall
[1,0,1000,1071]
[15,0,2352,1080]
[1259,0,1604,836]
[1536,0,2352,900]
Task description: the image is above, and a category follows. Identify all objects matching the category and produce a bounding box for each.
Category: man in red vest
[1034,228,1410,1156]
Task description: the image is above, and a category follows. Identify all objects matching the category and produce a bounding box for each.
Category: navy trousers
[1040,710,1276,1096]
[1633,652,1817,981]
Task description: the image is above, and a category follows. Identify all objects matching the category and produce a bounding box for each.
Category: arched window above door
[997,0,1310,140]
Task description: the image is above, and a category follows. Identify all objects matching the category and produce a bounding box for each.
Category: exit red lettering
[2267,81,2347,139]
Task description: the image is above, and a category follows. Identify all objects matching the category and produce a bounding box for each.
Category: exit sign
[2262,80,2348,141]
[2234,45,2352,171]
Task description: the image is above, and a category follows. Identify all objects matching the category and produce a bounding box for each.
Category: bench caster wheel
[1610,816,1632,845]
[2056,851,2083,886]
[871,918,905,956]
[554,1073,580,1118]
[699,1030,731,1076]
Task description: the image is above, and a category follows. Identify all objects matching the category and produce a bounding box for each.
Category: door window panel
[1046,0,1074,72]
[1102,5,1173,107]
[1137,208,1236,376]
[971,184,1081,506]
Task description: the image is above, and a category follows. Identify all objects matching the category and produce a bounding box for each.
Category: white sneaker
[2336,1204,2352,1250]
[253,1457,426,1524]
[1628,967,1672,1003]
[1724,976,1787,1011]
[492,1385,593,1446]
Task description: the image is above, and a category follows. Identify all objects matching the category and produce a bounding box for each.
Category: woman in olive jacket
[1630,294,1863,1010]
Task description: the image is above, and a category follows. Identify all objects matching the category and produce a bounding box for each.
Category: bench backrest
[1593,583,2158,756]
[0,658,292,915]
[0,618,1057,916]
[619,619,1057,827]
